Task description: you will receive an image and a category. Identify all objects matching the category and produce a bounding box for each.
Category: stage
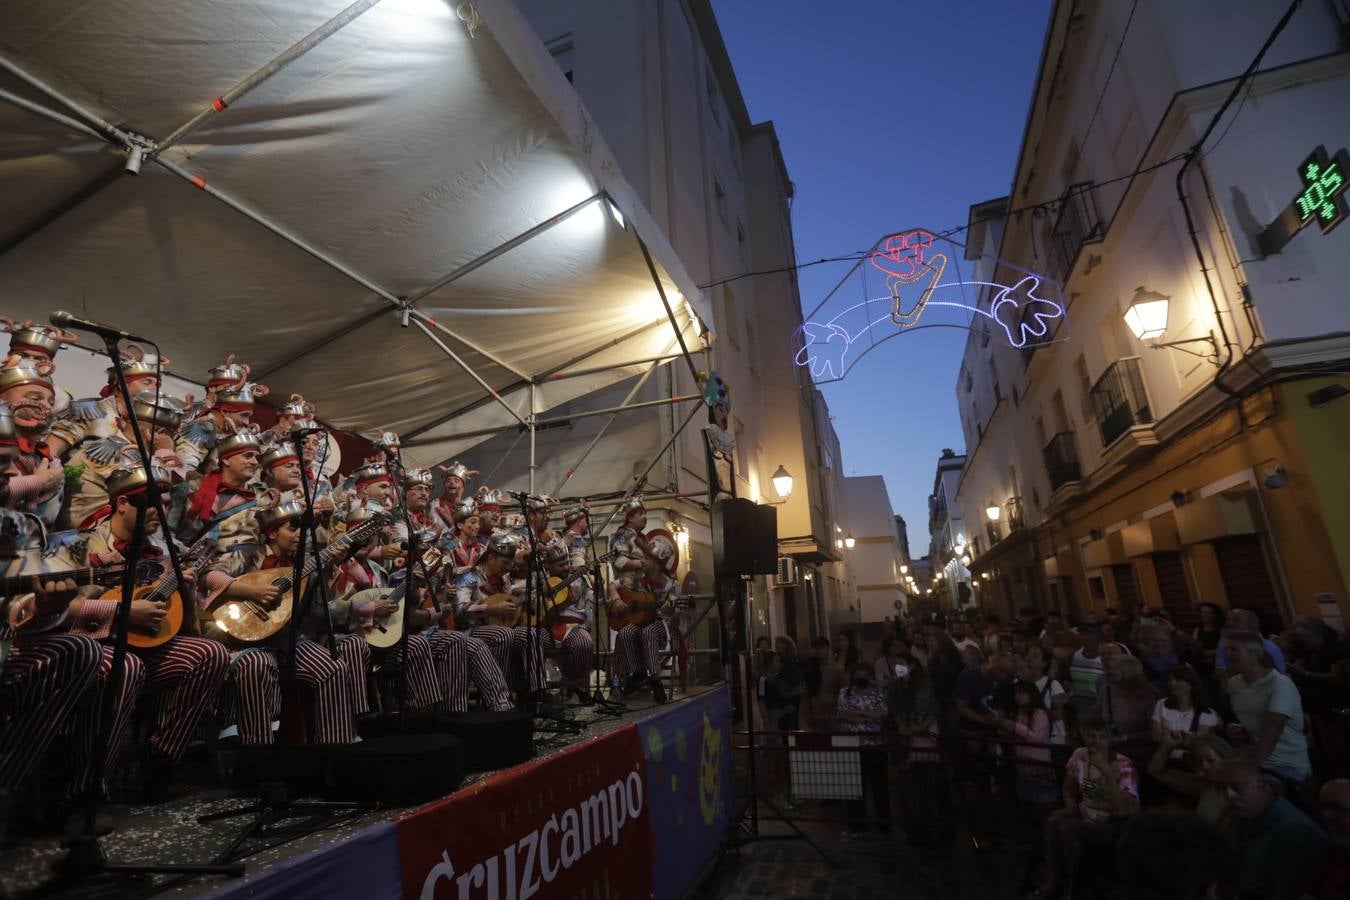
[1,684,734,900]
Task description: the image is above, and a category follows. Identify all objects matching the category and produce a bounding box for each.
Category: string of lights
[695,151,1188,291]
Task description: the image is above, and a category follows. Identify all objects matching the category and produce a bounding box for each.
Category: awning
[0,0,712,468]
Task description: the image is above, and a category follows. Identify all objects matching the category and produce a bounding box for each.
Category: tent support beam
[550,340,678,496]
[411,317,527,428]
[482,427,527,486]
[528,383,536,494]
[544,351,688,382]
[0,86,105,141]
[157,0,385,153]
[636,235,701,384]
[400,317,668,442]
[533,393,700,427]
[405,193,605,307]
[255,305,393,379]
[0,55,142,150]
[411,312,529,384]
[592,400,704,538]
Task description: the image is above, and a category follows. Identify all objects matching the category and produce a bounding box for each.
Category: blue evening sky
[712,0,1052,558]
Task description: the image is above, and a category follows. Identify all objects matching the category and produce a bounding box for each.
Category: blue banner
[202,821,402,900]
[638,686,736,900]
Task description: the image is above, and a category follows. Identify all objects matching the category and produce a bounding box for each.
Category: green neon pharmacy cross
[1295,145,1349,235]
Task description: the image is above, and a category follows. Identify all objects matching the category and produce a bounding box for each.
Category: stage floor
[2,685,717,899]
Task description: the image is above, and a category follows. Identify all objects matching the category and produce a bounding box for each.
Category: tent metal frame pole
[636,235,701,384]
[405,193,605,307]
[550,340,678,496]
[411,317,527,427]
[592,401,704,538]
[543,351,688,382]
[533,393,700,427]
[157,0,385,152]
[0,86,105,141]
[528,383,537,494]
[481,428,527,486]
[0,54,142,150]
[412,312,529,384]
[400,317,671,442]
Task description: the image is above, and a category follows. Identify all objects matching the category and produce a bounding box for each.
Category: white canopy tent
[0,0,712,477]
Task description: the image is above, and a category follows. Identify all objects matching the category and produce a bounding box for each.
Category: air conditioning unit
[774,556,797,586]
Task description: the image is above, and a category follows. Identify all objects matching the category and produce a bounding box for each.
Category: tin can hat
[261,441,299,470]
[278,393,315,420]
[206,354,250,391]
[2,319,77,360]
[129,391,188,431]
[257,490,307,533]
[106,453,176,502]
[453,499,479,523]
[215,381,268,413]
[0,356,55,394]
[622,495,646,518]
[527,494,558,513]
[353,461,392,488]
[107,344,170,381]
[216,426,263,461]
[403,467,435,489]
[439,460,477,484]
[486,530,523,558]
[344,498,388,526]
[0,402,16,445]
[541,536,570,564]
[476,486,504,511]
[563,503,589,526]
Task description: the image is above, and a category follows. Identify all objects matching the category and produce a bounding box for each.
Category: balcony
[1049,182,1103,284]
[1089,357,1158,463]
[1043,432,1084,508]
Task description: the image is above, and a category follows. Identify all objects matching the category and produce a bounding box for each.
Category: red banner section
[395,723,653,900]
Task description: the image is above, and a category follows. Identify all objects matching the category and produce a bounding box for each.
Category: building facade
[512,0,848,645]
[838,475,910,631]
[952,0,1350,629]
[927,448,972,610]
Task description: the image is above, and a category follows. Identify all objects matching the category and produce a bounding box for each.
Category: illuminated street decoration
[794,228,1066,382]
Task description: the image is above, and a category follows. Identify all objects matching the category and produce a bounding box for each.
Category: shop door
[1152,552,1192,626]
[1212,535,1284,631]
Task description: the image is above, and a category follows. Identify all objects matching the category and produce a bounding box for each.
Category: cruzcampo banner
[394,723,653,900]
[637,686,736,900]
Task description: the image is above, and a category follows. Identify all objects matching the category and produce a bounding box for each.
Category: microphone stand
[199,429,368,863]
[575,520,625,715]
[52,332,243,889]
[378,442,416,721]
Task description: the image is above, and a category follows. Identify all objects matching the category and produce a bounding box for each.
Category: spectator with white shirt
[1022,644,1068,752]
[1222,630,1311,783]
[1151,663,1218,750]
[1214,608,1286,681]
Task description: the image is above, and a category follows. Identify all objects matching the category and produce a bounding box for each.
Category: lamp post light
[985,505,1001,522]
[771,465,794,500]
[1123,286,1220,359]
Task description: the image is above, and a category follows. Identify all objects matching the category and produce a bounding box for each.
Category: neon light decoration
[1294,145,1348,235]
[794,228,1067,382]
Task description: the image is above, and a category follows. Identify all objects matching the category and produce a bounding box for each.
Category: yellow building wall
[1283,376,1350,610]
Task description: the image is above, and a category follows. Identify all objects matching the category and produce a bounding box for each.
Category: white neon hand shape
[990,276,1063,348]
[793,322,851,380]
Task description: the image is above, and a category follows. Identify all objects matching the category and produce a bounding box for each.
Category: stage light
[771,465,794,499]
[1123,287,1170,341]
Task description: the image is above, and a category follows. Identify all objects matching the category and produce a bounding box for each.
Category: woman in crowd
[1144,732,1238,826]
[873,635,908,690]
[1022,644,1068,753]
[836,662,889,841]
[1031,718,1140,900]
[832,631,860,671]
[1097,649,1156,761]
[886,656,949,846]
[996,679,1057,807]
[1150,664,1218,752]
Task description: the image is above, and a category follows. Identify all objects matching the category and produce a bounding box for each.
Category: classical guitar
[212,512,389,643]
[608,586,665,630]
[519,550,617,631]
[96,534,216,649]
[350,547,442,649]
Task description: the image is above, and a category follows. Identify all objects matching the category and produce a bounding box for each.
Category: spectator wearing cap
[1222,630,1311,783]
[1215,759,1325,900]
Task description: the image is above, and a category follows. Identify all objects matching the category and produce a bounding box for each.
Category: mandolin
[97,533,216,649]
[349,547,442,649]
[211,512,389,643]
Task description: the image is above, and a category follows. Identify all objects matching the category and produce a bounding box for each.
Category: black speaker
[439,710,536,772]
[712,498,778,576]
[330,734,465,805]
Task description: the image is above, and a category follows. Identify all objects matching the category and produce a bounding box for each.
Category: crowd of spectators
[750,601,1348,899]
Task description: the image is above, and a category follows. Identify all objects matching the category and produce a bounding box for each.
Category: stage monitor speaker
[712,498,778,576]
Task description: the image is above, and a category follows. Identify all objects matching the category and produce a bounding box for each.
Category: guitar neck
[1,567,107,595]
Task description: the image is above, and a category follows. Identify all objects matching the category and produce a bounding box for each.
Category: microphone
[49,311,151,344]
[505,490,550,501]
[288,426,326,438]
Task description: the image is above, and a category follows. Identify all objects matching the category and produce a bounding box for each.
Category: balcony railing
[1043,432,1082,491]
[1089,358,1153,448]
[1050,182,1103,283]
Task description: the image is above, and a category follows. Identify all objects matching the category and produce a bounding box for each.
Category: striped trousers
[66,645,147,800]
[472,625,547,697]
[614,620,668,678]
[334,635,371,716]
[425,629,511,712]
[230,639,358,745]
[133,636,229,762]
[374,632,442,710]
[0,633,102,791]
[540,626,594,689]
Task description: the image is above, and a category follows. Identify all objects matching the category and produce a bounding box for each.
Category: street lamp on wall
[985,505,1001,522]
[1123,286,1219,360]
[844,533,856,549]
[771,465,794,500]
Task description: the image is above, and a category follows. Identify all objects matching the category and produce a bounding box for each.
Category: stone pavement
[696,818,1026,900]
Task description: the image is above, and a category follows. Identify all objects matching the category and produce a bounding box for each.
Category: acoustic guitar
[212,512,388,643]
[96,534,216,649]
[608,586,666,630]
[519,550,617,631]
[350,547,442,649]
